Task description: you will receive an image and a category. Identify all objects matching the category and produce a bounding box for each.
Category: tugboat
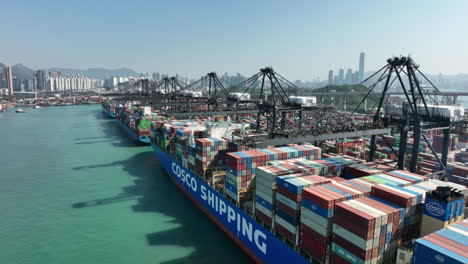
[16,108,26,113]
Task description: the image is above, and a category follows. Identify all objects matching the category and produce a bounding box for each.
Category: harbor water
[0,105,251,264]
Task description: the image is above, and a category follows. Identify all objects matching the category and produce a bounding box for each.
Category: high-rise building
[35,70,49,90]
[49,71,60,78]
[359,52,365,83]
[13,77,23,92]
[338,69,345,85]
[352,71,359,84]
[5,65,14,95]
[152,72,160,81]
[44,75,96,91]
[328,70,334,85]
[345,69,353,84]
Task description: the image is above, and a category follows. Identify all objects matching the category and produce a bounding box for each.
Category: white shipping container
[300,209,332,231]
[275,215,297,234]
[256,191,275,204]
[301,214,331,237]
[255,183,274,196]
[255,203,273,217]
[276,193,300,210]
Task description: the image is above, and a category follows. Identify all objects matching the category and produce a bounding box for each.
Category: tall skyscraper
[5,65,14,95]
[328,70,334,85]
[359,52,365,82]
[345,69,353,84]
[338,69,345,85]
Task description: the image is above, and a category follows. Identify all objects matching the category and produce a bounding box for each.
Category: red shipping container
[371,185,414,208]
[275,223,296,242]
[300,233,327,261]
[255,209,272,226]
[302,188,335,210]
[330,252,350,264]
[276,200,300,219]
[327,183,361,199]
[334,203,375,240]
[300,224,329,246]
[316,186,347,203]
[277,186,302,203]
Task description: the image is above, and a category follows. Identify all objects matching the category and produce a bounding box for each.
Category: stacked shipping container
[194,138,229,176]
[370,184,424,242]
[413,221,468,264]
[255,166,305,227]
[331,197,401,264]
[300,183,368,263]
[225,145,322,201]
[274,174,331,246]
[344,163,392,179]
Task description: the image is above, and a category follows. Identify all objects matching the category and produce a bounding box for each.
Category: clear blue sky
[1,0,467,80]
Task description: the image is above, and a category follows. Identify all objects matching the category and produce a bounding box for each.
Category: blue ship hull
[102,106,116,118]
[151,143,309,264]
[117,119,150,144]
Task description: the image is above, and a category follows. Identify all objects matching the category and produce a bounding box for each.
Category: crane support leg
[299,111,304,130]
[397,128,408,170]
[409,121,422,173]
[281,111,287,129]
[441,126,450,169]
[369,135,377,162]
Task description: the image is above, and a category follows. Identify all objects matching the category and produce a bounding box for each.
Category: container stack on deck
[274,174,331,246]
[300,183,367,263]
[225,145,322,202]
[255,165,306,227]
[194,138,229,177]
[344,163,393,179]
[268,156,363,178]
[331,197,402,264]
[371,184,425,242]
[174,128,204,168]
[413,221,468,264]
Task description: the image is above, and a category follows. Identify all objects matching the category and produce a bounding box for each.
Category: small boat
[33,105,41,109]
[16,108,26,113]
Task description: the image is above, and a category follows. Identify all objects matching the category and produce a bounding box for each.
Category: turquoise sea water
[0,105,251,264]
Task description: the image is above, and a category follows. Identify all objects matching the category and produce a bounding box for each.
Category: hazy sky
[1,0,467,80]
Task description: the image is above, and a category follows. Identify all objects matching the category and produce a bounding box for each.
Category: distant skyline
[1,0,467,80]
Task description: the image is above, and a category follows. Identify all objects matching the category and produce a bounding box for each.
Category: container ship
[108,104,464,264]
